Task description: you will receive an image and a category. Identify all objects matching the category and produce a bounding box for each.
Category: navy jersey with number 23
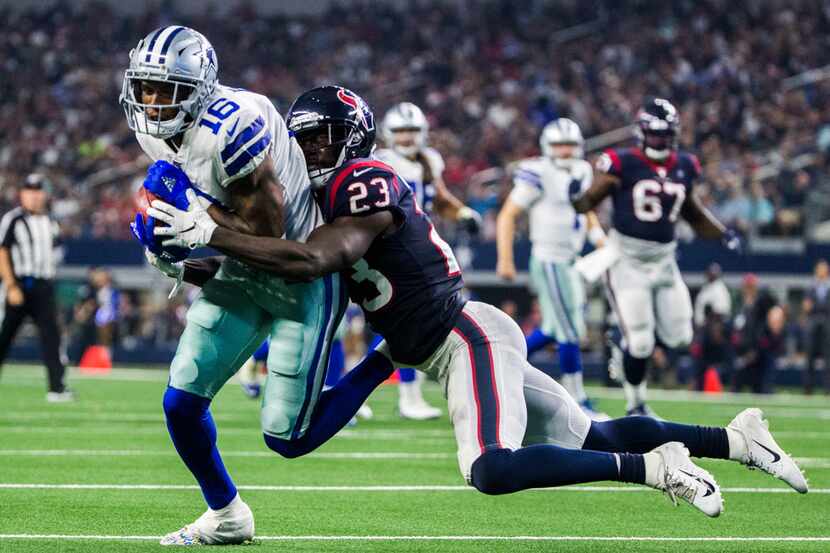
[317,158,465,365]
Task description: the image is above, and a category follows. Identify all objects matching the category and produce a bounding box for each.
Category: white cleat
[649,442,723,518]
[356,402,374,421]
[160,495,254,546]
[399,398,442,420]
[727,408,808,493]
[46,390,75,403]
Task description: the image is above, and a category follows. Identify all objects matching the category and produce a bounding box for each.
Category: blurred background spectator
[803,259,830,394]
[732,274,780,393]
[2,0,830,240]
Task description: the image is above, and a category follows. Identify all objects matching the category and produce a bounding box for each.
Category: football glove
[457,206,482,235]
[145,249,184,299]
[722,228,742,253]
[149,189,218,250]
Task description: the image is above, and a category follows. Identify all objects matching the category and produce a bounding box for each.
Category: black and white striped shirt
[0,207,61,279]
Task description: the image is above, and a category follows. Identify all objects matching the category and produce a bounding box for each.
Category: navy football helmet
[635,97,679,161]
[286,85,376,188]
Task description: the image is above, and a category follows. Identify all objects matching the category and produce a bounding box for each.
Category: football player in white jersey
[496,119,608,420]
[120,26,392,545]
[372,102,481,420]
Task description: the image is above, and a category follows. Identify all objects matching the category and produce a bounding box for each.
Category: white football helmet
[540,118,584,168]
[381,102,428,157]
[120,26,219,139]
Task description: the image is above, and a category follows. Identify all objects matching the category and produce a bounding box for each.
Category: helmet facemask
[121,73,200,138]
[294,122,360,188]
[389,127,426,158]
[637,126,677,161]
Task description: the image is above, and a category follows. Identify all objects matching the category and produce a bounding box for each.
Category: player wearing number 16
[120,27,396,545]
[570,98,739,417]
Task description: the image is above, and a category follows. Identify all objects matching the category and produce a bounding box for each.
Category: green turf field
[0,364,828,552]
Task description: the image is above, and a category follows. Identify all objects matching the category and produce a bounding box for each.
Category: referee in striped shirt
[0,174,72,401]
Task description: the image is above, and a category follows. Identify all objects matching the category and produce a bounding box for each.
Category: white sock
[622,381,647,411]
[726,427,748,461]
[560,372,588,402]
[642,451,662,488]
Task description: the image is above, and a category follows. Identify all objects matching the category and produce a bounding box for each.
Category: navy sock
[325,339,345,388]
[623,352,648,385]
[162,387,236,510]
[469,445,639,495]
[617,452,646,484]
[265,350,394,458]
[399,367,416,383]
[584,418,730,459]
[526,328,556,355]
[558,342,582,374]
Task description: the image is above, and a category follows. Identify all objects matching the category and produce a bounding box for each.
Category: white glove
[148,189,218,250]
[145,249,184,299]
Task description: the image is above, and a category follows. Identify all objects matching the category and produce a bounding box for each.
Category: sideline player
[372,102,480,419]
[152,86,807,520]
[571,98,741,416]
[496,118,608,420]
[122,28,390,545]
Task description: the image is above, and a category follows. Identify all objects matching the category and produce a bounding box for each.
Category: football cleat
[46,390,75,403]
[626,403,660,419]
[239,382,261,400]
[160,495,254,546]
[649,442,723,517]
[727,408,808,493]
[399,399,442,420]
[580,399,611,422]
[356,402,374,421]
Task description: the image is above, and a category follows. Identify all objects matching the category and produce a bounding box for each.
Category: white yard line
[0,534,828,542]
[0,483,824,493]
[0,449,827,467]
[0,449,453,460]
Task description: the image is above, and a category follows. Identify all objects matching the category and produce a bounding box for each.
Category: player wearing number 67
[152,86,808,524]
[570,97,739,417]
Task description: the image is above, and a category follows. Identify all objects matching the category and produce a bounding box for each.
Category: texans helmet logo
[337,88,375,131]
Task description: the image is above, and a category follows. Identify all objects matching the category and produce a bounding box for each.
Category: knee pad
[470,448,515,495]
[162,387,209,422]
[626,331,654,359]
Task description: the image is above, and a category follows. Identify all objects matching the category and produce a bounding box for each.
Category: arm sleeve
[509,164,544,209]
[214,108,273,187]
[595,149,623,178]
[327,165,406,222]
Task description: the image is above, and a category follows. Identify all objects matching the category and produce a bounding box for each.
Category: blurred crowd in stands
[3,0,830,241]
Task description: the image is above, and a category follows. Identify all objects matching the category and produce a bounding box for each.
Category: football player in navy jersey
[571,98,741,417]
[151,87,806,518]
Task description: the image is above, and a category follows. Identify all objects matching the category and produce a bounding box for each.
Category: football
[136,186,191,263]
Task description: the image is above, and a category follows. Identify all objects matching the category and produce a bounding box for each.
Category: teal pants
[169,260,346,440]
[528,256,586,343]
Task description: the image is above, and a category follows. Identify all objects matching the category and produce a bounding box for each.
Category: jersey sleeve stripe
[224,129,272,177]
[514,169,543,190]
[220,116,266,163]
[605,149,622,172]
